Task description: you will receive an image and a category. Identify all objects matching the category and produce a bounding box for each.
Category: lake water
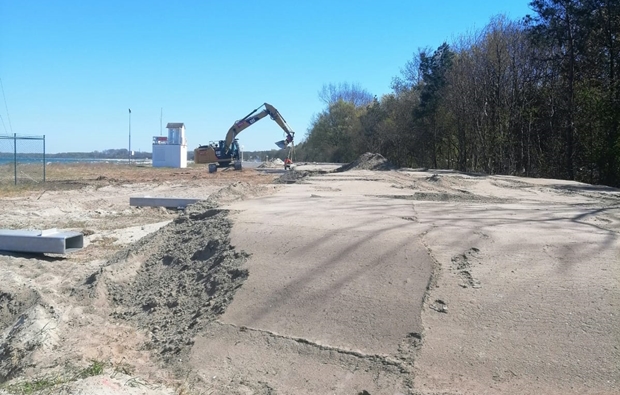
[0,158,137,165]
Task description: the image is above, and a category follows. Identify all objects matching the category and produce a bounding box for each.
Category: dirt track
[0,162,619,394]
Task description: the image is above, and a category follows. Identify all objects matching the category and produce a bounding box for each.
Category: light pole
[128,108,132,164]
[241,145,244,162]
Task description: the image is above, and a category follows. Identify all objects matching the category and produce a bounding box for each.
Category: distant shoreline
[0,157,152,165]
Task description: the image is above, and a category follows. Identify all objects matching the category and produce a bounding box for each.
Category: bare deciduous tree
[318,82,374,107]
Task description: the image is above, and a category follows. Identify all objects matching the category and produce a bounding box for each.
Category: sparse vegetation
[3,360,106,395]
[78,360,105,379]
[0,162,274,199]
[5,378,58,395]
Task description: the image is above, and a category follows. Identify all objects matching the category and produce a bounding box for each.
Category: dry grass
[0,163,275,198]
[90,236,123,251]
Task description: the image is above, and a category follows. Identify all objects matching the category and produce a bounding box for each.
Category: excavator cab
[214,140,226,157]
[229,139,240,160]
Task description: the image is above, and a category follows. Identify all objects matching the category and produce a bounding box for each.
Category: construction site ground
[0,160,618,395]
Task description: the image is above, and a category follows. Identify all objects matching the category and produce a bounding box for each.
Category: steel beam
[129,197,202,208]
[0,229,84,254]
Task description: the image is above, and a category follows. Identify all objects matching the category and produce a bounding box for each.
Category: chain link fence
[0,134,46,185]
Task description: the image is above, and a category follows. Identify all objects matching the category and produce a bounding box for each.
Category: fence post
[43,135,46,182]
[13,133,17,185]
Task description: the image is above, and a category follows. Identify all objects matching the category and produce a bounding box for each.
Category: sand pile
[336,152,395,172]
[274,170,310,184]
[0,289,42,382]
[103,200,249,363]
[208,181,267,204]
[257,158,285,169]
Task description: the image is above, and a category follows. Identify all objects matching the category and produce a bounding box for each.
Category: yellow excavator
[194,103,295,170]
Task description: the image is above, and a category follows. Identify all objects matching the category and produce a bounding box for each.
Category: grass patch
[5,378,59,394]
[2,360,107,395]
[0,183,45,198]
[0,180,87,198]
[0,162,273,198]
[78,360,105,379]
[112,361,135,376]
[60,220,91,230]
[90,236,121,249]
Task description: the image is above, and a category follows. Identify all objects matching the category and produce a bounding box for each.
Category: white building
[152,123,188,168]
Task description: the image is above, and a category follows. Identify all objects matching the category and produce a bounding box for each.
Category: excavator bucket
[275,140,288,149]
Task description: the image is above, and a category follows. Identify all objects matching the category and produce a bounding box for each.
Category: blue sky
[1,0,533,154]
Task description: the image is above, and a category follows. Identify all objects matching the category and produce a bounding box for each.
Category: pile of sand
[336,152,395,172]
[257,158,285,169]
[0,288,42,382]
[102,199,249,363]
[274,170,310,184]
[208,181,268,204]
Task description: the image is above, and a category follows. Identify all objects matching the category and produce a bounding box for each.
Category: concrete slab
[129,197,202,208]
[189,176,434,392]
[295,163,342,172]
[412,201,620,395]
[221,185,433,355]
[191,321,410,395]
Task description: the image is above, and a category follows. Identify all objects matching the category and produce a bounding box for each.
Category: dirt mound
[208,181,267,204]
[274,170,310,184]
[0,290,40,332]
[257,158,285,169]
[336,152,395,172]
[102,200,249,363]
[0,289,42,382]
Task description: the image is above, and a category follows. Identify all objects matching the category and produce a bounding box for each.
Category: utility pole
[128,108,132,164]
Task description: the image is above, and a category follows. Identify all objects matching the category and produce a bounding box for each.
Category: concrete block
[129,197,202,208]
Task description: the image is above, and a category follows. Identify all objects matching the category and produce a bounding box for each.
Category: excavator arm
[224,103,295,150]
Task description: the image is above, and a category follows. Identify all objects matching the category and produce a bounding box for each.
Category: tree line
[295,0,620,187]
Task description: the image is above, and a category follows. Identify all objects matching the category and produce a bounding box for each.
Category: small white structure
[152,122,187,168]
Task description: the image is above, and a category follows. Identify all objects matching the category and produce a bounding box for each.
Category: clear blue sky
[1,0,533,154]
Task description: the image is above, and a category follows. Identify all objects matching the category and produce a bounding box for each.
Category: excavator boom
[224,103,295,148]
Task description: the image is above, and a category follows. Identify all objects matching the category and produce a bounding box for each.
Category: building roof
[166,123,184,128]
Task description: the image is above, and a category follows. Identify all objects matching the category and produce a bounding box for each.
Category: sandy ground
[0,161,619,394]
